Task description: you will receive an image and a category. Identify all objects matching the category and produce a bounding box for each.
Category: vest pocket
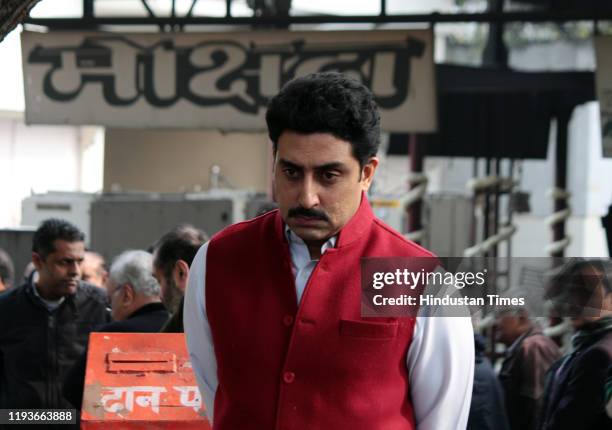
[339,319,398,339]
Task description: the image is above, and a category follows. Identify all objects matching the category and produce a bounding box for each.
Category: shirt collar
[284,225,337,268]
[31,282,65,311]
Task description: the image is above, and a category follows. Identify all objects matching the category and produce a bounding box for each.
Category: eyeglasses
[108,283,126,301]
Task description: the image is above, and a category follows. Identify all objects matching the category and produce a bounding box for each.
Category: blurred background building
[1,0,612,278]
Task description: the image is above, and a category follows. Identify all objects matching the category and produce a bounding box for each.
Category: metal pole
[470,158,479,247]
[407,134,424,243]
[25,10,612,29]
[83,0,93,19]
[492,157,501,258]
[484,157,492,257]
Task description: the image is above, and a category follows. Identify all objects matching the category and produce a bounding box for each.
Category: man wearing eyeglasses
[63,250,169,410]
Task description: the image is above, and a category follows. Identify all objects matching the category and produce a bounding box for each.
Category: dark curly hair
[547,258,612,295]
[265,72,381,167]
[32,218,85,259]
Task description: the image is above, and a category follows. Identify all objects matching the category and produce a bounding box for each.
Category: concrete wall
[103,129,271,194]
[0,112,103,227]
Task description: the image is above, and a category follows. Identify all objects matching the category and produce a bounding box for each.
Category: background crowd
[0,217,610,429]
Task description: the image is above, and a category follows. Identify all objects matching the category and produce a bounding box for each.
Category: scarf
[571,316,612,351]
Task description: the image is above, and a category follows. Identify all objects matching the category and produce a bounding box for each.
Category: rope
[545,187,572,256]
[463,224,517,257]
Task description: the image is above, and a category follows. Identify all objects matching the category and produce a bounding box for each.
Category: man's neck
[34,283,63,301]
[508,325,533,348]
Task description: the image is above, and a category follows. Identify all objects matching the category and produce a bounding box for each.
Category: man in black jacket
[540,259,612,430]
[63,249,169,409]
[0,219,110,418]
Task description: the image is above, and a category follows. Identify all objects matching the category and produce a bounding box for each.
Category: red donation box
[81,332,211,429]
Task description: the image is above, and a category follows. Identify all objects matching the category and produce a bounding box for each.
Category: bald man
[81,251,108,289]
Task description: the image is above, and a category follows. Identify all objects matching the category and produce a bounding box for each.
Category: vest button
[283,371,295,383]
[283,315,294,326]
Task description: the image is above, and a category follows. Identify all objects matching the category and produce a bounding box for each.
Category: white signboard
[595,36,612,158]
[21,29,436,132]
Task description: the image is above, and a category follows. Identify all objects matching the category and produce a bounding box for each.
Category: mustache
[288,207,330,222]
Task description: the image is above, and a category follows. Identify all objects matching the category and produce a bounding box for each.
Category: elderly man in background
[80,251,108,290]
[63,250,168,409]
[102,250,168,327]
[153,224,207,332]
[495,309,561,430]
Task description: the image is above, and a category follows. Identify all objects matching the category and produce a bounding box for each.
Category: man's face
[33,239,85,299]
[153,264,183,314]
[106,278,129,321]
[81,252,108,289]
[273,131,377,247]
[495,312,526,346]
[567,266,612,329]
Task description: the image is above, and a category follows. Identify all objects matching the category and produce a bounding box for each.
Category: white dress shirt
[184,229,474,429]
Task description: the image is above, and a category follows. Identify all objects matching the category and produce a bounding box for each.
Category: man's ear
[32,252,43,271]
[123,284,135,304]
[173,260,190,293]
[360,157,379,191]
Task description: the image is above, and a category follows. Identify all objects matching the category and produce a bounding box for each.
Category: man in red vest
[184,72,474,430]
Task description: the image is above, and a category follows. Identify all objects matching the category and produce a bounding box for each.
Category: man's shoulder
[0,284,28,307]
[0,285,38,330]
[74,282,109,310]
[522,332,559,350]
[210,210,278,245]
[96,310,169,333]
[95,320,131,333]
[581,330,612,361]
[370,217,436,258]
[519,333,561,362]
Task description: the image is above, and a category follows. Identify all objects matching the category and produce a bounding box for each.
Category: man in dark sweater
[0,219,110,428]
[540,259,612,430]
[63,250,169,410]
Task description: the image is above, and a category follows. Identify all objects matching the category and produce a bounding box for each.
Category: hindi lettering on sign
[100,386,167,414]
[21,30,436,131]
[28,36,424,113]
[174,386,202,412]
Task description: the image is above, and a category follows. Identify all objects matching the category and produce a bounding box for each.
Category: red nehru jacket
[205,196,434,430]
